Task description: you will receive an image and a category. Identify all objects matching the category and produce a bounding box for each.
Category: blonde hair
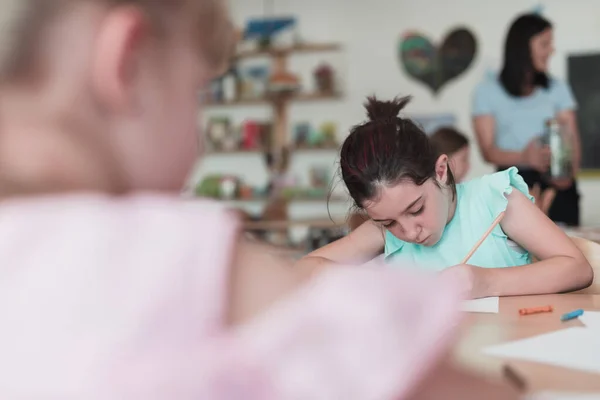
[0,0,233,83]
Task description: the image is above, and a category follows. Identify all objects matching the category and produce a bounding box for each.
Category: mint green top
[384,167,533,270]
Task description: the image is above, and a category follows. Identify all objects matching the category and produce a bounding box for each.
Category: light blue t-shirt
[384,167,533,270]
[472,75,577,153]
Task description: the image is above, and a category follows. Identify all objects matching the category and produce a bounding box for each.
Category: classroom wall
[193,0,600,224]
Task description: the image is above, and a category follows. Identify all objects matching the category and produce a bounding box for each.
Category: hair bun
[364,95,411,122]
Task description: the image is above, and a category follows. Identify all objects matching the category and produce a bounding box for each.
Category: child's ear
[435,154,449,184]
[90,6,149,113]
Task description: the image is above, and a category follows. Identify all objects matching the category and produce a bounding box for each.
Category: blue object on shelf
[244,17,296,40]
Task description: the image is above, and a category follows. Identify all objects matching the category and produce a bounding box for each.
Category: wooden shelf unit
[207,144,339,156]
[234,43,341,59]
[204,91,343,107]
[201,41,345,230]
[207,42,343,153]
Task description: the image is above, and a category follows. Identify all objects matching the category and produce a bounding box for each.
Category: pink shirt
[0,194,465,399]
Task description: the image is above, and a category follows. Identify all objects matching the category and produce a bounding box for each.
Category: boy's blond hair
[0,0,233,83]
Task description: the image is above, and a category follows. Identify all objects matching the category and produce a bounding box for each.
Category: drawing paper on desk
[483,327,600,374]
[461,297,499,313]
[580,311,600,330]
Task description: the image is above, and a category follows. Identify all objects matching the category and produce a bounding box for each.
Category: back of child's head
[429,127,469,157]
[339,96,456,208]
[0,0,232,77]
[430,127,470,183]
[0,0,233,195]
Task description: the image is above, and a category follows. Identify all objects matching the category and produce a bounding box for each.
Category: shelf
[295,92,343,102]
[244,217,347,230]
[235,43,341,59]
[204,92,342,107]
[217,196,348,205]
[293,145,339,152]
[207,148,264,155]
[206,146,338,155]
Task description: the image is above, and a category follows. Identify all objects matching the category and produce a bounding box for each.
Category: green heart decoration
[399,28,477,95]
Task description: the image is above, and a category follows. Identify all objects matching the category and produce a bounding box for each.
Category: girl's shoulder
[460,167,534,216]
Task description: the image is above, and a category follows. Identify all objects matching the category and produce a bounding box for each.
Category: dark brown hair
[430,127,469,157]
[500,13,552,96]
[339,96,456,208]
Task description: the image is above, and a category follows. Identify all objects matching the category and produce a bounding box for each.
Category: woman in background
[472,13,581,226]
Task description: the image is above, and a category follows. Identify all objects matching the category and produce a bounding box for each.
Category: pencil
[461,212,506,264]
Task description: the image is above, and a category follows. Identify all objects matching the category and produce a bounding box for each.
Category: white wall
[192,0,600,225]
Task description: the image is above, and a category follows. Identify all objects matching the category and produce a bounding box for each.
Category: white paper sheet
[580,311,600,330]
[461,297,499,313]
[483,327,600,375]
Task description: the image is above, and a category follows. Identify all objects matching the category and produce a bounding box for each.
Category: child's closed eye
[411,206,424,216]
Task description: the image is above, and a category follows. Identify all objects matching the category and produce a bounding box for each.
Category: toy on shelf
[268,70,301,95]
[314,63,335,94]
[240,17,298,51]
[196,175,238,199]
[206,117,232,151]
[309,165,330,188]
[239,65,270,100]
[196,174,258,201]
[320,122,337,147]
[240,120,262,150]
[293,122,311,147]
[292,121,338,149]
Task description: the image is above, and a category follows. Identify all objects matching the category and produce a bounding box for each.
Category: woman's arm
[460,189,593,298]
[473,115,525,167]
[296,219,385,273]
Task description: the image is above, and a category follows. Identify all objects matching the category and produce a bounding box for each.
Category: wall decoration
[242,17,297,50]
[399,27,477,95]
[568,53,600,171]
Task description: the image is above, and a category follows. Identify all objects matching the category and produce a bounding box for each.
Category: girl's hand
[441,264,491,299]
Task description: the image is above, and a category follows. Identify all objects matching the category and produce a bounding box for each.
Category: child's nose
[405,224,422,243]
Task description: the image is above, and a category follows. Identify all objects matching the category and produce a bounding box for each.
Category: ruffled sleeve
[482,167,534,218]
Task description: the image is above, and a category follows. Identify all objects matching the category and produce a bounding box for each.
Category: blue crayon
[560,309,584,322]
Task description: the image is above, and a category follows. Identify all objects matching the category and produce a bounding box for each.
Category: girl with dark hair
[472,13,581,226]
[298,96,592,299]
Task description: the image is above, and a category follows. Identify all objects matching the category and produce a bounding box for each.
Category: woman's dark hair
[500,13,552,96]
[430,127,469,156]
[339,96,456,208]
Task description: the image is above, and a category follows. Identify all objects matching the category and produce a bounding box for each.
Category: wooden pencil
[461,212,506,264]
